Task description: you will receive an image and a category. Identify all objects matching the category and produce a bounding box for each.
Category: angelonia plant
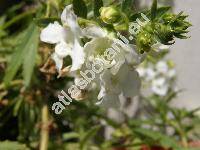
[39,0,191,109]
[1,0,198,150]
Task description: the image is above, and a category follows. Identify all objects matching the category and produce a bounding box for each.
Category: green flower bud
[163,13,176,24]
[163,13,191,31]
[136,31,155,54]
[154,23,174,45]
[167,60,175,68]
[100,7,121,24]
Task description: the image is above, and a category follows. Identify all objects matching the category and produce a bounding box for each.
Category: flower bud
[154,23,174,45]
[136,31,155,54]
[100,7,121,24]
[167,60,175,68]
[163,13,175,24]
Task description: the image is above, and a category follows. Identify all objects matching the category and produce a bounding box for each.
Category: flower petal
[82,25,107,38]
[84,37,113,58]
[61,5,82,37]
[117,65,141,97]
[152,78,168,96]
[40,21,67,44]
[97,85,120,108]
[70,39,85,71]
[156,61,168,74]
[51,53,63,71]
[55,41,72,58]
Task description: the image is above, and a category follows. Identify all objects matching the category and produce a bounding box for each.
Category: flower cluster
[40,1,190,109]
[137,58,177,96]
[135,11,191,53]
[40,5,143,107]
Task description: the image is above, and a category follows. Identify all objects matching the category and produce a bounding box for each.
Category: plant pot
[140,145,170,150]
[188,141,200,148]
[112,147,127,150]
[140,141,200,150]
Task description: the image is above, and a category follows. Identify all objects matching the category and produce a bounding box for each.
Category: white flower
[40,5,108,73]
[146,68,156,81]
[151,77,168,96]
[97,64,141,107]
[40,5,85,72]
[83,37,142,75]
[156,61,168,74]
[167,69,176,78]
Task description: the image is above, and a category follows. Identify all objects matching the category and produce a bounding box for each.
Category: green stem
[45,1,51,17]
[168,120,188,147]
[39,105,49,150]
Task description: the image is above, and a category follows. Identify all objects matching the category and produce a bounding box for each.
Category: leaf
[4,23,39,87]
[151,0,157,20]
[13,98,23,116]
[134,128,179,149]
[73,0,87,18]
[63,132,79,141]
[80,126,101,149]
[94,0,103,17]
[156,6,171,18]
[121,0,133,11]
[0,141,29,150]
[23,24,39,86]
[34,17,60,27]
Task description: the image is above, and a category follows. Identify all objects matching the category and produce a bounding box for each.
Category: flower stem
[39,105,49,150]
[45,1,51,17]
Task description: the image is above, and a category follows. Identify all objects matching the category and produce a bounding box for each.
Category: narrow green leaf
[13,98,23,116]
[73,0,87,18]
[151,0,157,20]
[80,126,100,149]
[63,132,79,141]
[156,6,171,18]
[4,23,39,87]
[134,128,179,149]
[23,24,39,87]
[94,0,103,17]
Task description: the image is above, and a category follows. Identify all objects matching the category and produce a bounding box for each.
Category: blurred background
[138,0,200,110]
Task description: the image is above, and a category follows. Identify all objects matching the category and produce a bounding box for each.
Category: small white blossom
[156,61,168,74]
[152,77,169,96]
[137,59,176,96]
